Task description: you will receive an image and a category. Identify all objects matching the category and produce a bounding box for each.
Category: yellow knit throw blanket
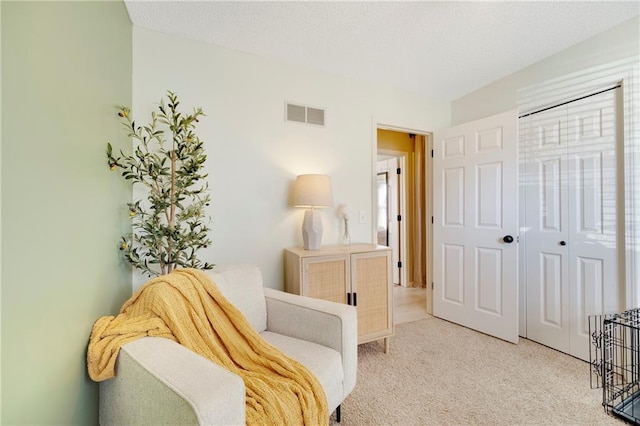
[87,268,328,425]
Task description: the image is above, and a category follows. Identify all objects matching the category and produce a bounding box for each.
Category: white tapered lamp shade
[293,174,333,250]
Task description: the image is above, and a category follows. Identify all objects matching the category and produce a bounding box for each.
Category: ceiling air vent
[285,102,325,127]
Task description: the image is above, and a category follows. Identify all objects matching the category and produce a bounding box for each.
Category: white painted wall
[451,16,639,124]
[132,27,449,289]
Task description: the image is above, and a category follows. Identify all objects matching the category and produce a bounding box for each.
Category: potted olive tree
[107,91,213,277]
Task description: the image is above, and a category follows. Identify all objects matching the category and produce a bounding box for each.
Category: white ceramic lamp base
[302,209,323,250]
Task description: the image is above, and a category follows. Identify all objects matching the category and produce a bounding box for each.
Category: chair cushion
[260,331,344,412]
[207,265,267,333]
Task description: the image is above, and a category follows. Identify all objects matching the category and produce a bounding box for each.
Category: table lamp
[293,174,333,250]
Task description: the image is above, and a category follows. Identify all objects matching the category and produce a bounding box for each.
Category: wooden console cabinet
[284,244,393,352]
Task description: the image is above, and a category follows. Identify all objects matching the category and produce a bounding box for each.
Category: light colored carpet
[332,315,622,425]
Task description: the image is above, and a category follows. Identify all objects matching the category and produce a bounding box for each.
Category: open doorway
[375,127,433,319]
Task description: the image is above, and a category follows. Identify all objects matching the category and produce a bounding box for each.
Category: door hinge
[431,149,434,158]
[396,167,401,175]
[353,292,357,307]
[397,261,402,268]
[347,293,352,305]
[431,282,434,290]
[397,214,402,222]
[431,216,434,224]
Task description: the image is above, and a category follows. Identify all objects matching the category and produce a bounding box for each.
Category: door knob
[503,235,514,243]
[559,241,567,246]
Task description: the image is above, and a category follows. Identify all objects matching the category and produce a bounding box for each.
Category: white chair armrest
[263,288,357,397]
[100,337,245,426]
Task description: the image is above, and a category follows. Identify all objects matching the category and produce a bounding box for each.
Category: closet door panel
[567,89,621,361]
[524,105,570,354]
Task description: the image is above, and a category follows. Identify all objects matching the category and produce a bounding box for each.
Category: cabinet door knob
[559,240,567,246]
[503,235,514,243]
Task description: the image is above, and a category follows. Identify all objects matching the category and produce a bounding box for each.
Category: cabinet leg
[384,337,390,353]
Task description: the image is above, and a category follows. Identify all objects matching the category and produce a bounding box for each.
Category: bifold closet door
[523,104,571,354]
[566,89,621,361]
[524,88,621,361]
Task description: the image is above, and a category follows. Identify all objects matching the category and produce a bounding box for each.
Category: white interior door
[388,158,401,285]
[377,157,401,285]
[523,87,621,361]
[433,110,519,343]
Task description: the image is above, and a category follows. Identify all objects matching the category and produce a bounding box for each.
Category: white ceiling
[124,1,640,101]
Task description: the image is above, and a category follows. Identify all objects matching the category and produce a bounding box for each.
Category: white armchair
[99,264,358,425]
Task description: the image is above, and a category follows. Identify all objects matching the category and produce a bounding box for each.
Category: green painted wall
[1,1,132,424]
